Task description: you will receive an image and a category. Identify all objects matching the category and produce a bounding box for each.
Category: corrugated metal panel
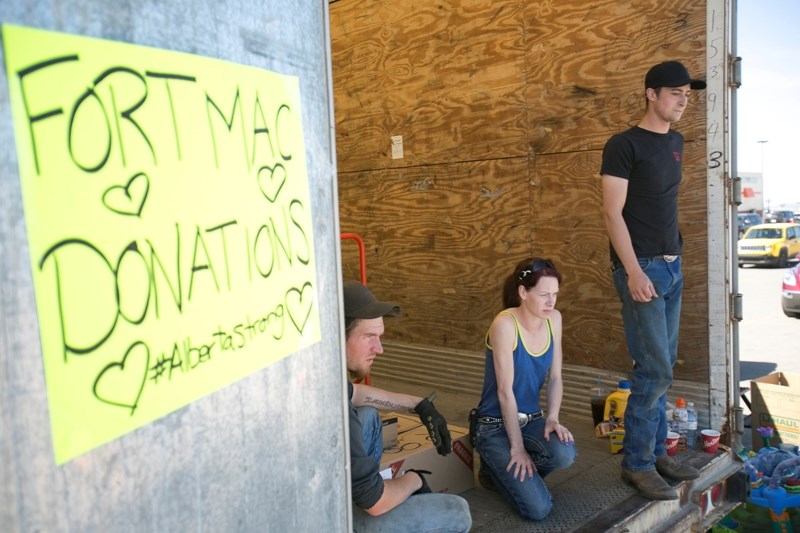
[0,2,347,531]
[374,340,715,428]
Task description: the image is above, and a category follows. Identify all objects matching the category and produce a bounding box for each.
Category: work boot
[621,469,678,500]
[655,455,700,480]
[478,467,497,492]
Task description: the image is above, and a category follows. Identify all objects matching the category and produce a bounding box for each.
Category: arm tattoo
[363,395,410,410]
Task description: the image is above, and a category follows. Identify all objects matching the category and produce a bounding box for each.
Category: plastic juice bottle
[603,380,632,423]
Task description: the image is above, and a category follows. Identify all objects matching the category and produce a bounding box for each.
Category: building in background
[738,172,763,215]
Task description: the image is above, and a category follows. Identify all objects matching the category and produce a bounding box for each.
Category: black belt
[612,255,680,270]
[477,410,543,428]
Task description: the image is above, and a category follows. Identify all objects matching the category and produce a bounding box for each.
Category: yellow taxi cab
[737,223,800,267]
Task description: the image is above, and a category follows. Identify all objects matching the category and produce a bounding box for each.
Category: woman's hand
[506,446,536,481]
[545,418,574,444]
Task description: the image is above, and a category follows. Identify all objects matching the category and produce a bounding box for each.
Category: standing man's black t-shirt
[600,126,684,263]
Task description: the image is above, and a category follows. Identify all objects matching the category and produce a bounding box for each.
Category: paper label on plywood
[391,135,403,159]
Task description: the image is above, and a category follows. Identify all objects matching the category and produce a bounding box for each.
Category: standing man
[343,281,472,532]
[600,61,705,500]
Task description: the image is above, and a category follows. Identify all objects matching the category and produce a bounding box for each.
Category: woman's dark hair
[502,257,562,308]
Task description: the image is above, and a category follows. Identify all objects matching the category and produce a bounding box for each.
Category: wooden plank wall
[331,0,709,382]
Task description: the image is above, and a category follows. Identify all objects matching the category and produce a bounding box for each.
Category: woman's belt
[477,410,544,428]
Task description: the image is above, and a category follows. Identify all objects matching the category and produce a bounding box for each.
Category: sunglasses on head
[518,258,556,281]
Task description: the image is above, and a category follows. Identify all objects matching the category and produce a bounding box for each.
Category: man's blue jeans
[612,257,682,472]
[357,406,383,464]
[352,494,472,533]
[352,407,472,532]
[475,417,576,521]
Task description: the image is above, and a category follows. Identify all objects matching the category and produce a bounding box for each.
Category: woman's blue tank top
[476,310,554,417]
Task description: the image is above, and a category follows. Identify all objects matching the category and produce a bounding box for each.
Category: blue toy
[744,444,800,529]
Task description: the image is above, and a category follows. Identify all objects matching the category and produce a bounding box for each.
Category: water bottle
[686,401,697,449]
[673,397,688,449]
[590,376,608,428]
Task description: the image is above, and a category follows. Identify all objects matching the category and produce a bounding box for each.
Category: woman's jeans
[475,417,576,521]
[612,257,682,472]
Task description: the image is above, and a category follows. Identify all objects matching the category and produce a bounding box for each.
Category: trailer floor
[370,375,732,532]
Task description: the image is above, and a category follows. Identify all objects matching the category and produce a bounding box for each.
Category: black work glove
[414,393,452,456]
[406,469,433,495]
[468,408,478,447]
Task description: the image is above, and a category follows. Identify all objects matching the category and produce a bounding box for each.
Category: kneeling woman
[474,257,576,521]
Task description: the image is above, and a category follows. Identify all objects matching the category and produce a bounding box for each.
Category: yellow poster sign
[2,24,321,464]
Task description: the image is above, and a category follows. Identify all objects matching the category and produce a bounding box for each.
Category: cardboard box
[750,372,800,451]
[609,428,625,454]
[379,412,474,494]
[381,416,398,449]
[595,420,616,438]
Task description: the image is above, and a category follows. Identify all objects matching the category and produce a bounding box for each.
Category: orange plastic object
[340,232,366,285]
[341,232,370,385]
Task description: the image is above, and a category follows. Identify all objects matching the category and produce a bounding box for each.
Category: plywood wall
[332,0,709,382]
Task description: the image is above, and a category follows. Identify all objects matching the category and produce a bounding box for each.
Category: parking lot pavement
[737,264,800,378]
[737,264,799,447]
[738,267,800,380]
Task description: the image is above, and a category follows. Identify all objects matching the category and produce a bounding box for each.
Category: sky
[736,0,800,210]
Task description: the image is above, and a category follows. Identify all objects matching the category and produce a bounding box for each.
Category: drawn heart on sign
[257,163,286,203]
[93,341,150,415]
[102,172,150,217]
[286,282,314,334]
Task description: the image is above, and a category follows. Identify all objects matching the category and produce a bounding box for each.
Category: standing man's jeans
[475,417,576,521]
[612,256,682,473]
[352,407,472,532]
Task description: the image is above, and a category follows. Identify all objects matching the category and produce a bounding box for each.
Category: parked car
[737,223,800,267]
[782,257,800,318]
[737,212,762,238]
[764,210,795,223]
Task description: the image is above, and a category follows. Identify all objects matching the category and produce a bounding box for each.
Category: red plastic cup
[665,431,680,456]
[701,429,720,453]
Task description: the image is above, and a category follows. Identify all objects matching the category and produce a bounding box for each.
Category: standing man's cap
[645,61,706,90]
[343,281,401,319]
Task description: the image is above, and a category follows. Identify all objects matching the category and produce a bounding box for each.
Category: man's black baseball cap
[645,61,706,90]
[343,281,400,319]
